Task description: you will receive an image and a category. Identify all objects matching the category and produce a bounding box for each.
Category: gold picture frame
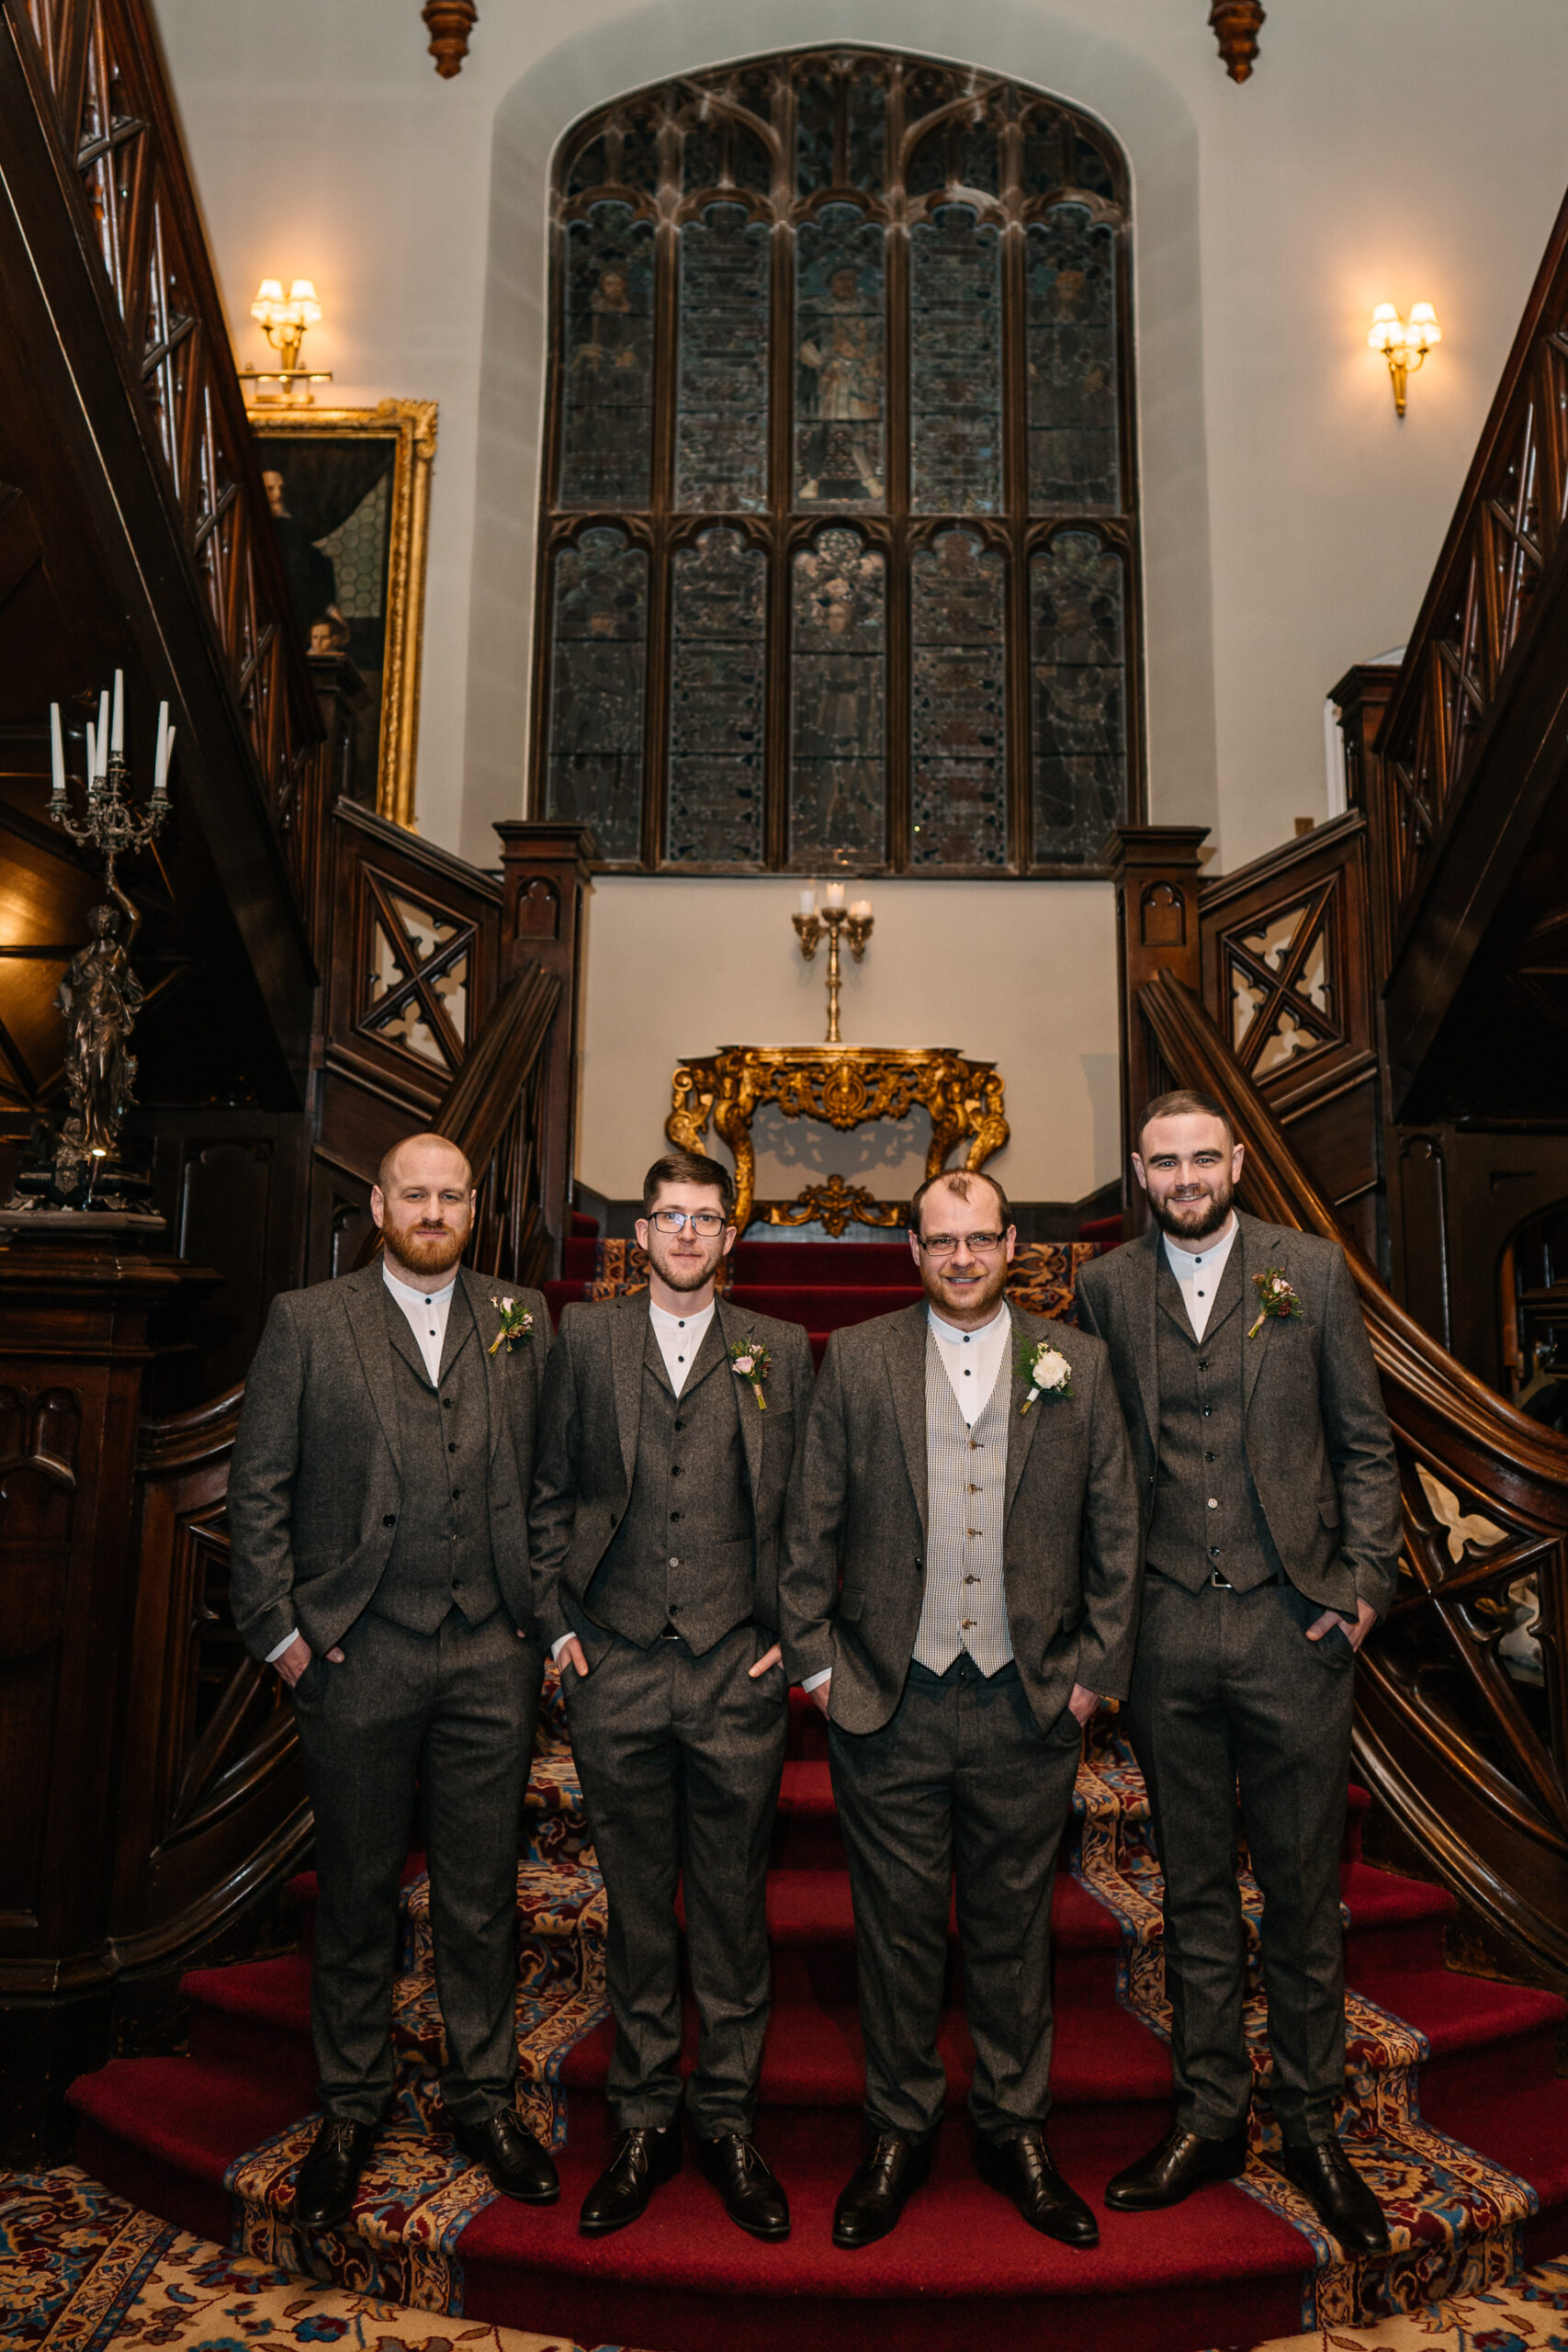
[248,399,436,830]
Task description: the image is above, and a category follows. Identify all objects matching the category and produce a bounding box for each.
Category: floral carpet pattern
[1245,2254,1568,2348]
[0,2166,624,2352]
[1073,1721,1540,2333]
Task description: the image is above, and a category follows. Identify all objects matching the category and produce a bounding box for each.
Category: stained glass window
[667,528,767,865]
[545,526,648,862]
[536,52,1140,875]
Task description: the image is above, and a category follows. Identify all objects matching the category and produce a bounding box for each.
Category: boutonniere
[488,1295,534,1354]
[729,1336,773,1410]
[1247,1267,1303,1340]
[1016,1332,1073,1413]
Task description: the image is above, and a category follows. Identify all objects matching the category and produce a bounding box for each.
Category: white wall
[578,877,1121,1203]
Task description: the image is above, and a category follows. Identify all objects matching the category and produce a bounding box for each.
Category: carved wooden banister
[434,958,561,1289]
[1140,967,1568,1987]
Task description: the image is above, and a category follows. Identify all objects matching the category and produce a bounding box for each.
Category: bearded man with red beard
[229,1132,558,2229]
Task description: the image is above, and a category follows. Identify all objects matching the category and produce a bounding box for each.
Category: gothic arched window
[532,50,1142,876]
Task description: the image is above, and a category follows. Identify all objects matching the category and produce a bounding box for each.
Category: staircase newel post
[1106,826,1210,1236]
[492,821,597,1282]
[1328,662,1400,989]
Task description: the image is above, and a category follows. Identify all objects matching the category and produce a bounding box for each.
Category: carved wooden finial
[1210,0,1265,82]
[422,0,477,79]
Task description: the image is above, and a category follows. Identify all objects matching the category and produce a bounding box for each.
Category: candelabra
[793,883,874,1044]
[26,673,175,1210]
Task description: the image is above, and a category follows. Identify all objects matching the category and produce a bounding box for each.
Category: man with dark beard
[781,1170,1141,2251]
[1076,1092,1400,2253]
[529,1149,813,2240]
[229,1133,557,2227]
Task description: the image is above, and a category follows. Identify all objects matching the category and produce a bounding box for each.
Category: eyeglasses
[649,1207,728,1236]
[917,1231,1005,1256]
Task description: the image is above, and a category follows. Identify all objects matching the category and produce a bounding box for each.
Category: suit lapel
[1130,1224,1163,1452]
[611,1295,647,1491]
[715,1296,761,1505]
[883,1306,930,1538]
[344,1267,403,1467]
[1003,1304,1044,1518]
[1240,1214,1278,1417]
[458,1272,507,1463]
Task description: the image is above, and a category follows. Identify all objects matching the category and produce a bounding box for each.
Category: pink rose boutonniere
[729,1335,773,1409]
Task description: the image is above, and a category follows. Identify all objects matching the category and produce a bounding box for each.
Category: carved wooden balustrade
[6,0,324,858]
[1139,967,1568,1991]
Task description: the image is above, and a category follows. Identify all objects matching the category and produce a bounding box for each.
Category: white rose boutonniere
[488,1295,535,1354]
[1015,1332,1074,1414]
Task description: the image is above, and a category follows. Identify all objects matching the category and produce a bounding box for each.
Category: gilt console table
[665,1045,1010,1238]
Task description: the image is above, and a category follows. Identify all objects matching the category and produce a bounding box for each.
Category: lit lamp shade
[1407,300,1441,352]
[1368,302,1403,354]
[250,277,286,327]
[288,277,323,327]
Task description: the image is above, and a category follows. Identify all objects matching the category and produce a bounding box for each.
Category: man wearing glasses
[781,1170,1141,2250]
[530,1149,814,2241]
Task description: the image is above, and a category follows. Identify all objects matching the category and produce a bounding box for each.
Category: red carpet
[68,1233,1568,2352]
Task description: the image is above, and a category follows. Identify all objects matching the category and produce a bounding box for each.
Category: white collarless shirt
[383,1257,458,1386]
[1162,1213,1238,1343]
[928,1298,1011,1426]
[649,1296,716,1396]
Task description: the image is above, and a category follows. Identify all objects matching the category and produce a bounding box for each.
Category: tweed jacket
[778,1301,1143,1736]
[528,1291,816,1657]
[1075,1212,1401,1618]
[227,1264,551,1662]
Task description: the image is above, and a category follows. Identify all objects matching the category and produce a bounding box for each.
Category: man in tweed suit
[530,1148,814,2241]
[229,1133,558,2227]
[781,1168,1142,2250]
[1076,1091,1399,2254]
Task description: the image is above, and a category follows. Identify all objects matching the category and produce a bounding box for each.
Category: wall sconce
[239,277,333,405]
[1369,301,1441,418]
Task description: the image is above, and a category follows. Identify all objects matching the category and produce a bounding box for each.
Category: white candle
[85,719,96,785]
[850,898,872,921]
[50,705,65,798]
[159,723,176,796]
[95,690,110,779]
[110,669,124,757]
[824,880,846,909]
[152,702,169,795]
[796,888,816,916]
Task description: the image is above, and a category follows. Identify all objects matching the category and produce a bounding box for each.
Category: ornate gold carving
[1210,0,1265,82]
[245,401,437,832]
[666,1046,1010,1238]
[759,1177,906,1238]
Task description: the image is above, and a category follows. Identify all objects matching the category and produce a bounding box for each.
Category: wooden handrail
[1138,967,1568,1987]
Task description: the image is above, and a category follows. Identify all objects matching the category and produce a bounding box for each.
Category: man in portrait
[799,262,884,501]
[227,1134,558,2227]
[530,1149,815,2241]
[1076,1091,1400,2253]
[782,1168,1142,2251]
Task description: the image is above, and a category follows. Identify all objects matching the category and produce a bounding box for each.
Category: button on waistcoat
[1145,1247,1281,1593]
[913,1329,1013,1676]
[372,1284,503,1634]
[585,1314,755,1654]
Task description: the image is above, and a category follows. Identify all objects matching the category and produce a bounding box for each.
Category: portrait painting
[248,400,435,829]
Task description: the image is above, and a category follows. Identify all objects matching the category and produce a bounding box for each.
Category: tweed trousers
[291,1606,539,2127]
[562,1618,790,2136]
[1128,1571,1356,2144]
[829,1653,1084,2143]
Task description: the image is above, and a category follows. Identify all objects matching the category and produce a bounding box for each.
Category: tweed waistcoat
[912,1329,1013,1676]
[371,1284,503,1634]
[584,1314,754,1654]
[1144,1245,1282,1593]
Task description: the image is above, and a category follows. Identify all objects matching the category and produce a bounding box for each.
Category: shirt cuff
[265,1628,301,1665]
[551,1633,576,1662]
[801,1668,832,1693]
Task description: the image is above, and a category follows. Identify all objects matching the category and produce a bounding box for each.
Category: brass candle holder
[793,888,874,1044]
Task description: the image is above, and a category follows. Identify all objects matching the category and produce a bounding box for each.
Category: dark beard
[1150,1179,1234,1243]
[645,1234,726,1294]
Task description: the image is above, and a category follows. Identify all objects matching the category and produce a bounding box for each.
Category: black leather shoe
[1274,2137,1392,2256]
[292,2116,378,2229]
[976,2132,1099,2246]
[450,2108,560,2204]
[697,2132,790,2240]
[579,2124,682,2235]
[831,2132,931,2249]
[1105,2123,1249,2211]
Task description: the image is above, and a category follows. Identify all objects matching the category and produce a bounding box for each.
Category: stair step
[725,1283,922,1325]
